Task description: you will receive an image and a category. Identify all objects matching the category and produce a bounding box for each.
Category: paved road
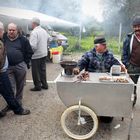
[0,55,140,140]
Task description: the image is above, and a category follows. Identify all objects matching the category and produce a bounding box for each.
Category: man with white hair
[0,21,30,117]
[3,22,33,106]
[30,17,50,91]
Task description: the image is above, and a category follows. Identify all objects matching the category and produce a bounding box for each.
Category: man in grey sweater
[30,17,50,91]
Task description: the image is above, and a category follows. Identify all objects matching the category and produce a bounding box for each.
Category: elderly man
[3,23,33,108]
[73,37,126,123]
[0,21,30,118]
[74,37,125,74]
[29,17,50,91]
[122,16,140,106]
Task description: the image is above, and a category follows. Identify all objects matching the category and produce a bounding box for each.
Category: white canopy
[0,6,79,28]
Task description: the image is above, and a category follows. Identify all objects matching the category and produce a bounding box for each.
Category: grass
[107,37,123,56]
[65,35,123,56]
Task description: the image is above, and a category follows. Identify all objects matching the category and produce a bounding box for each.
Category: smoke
[0,0,41,10]
[2,0,131,36]
[0,0,83,23]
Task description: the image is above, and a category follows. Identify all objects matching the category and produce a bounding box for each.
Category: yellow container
[50,46,63,61]
[52,51,61,63]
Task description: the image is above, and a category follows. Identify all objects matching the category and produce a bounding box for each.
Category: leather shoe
[1,105,11,113]
[0,111,6,118]
[30,87,41,91]
[15,109,30,115]
[41,86,48,89]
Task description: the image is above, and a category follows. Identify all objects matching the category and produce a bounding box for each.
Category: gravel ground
[0,53,140,140]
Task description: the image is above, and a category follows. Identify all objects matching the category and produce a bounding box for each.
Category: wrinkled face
[8,23,18,39]
[133,24,140,35]
[95,43,107,53]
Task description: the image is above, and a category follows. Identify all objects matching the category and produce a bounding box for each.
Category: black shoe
[0,111,6,118]
[1,105,11,113]
[41,85,48,89]
[100,116,114,123]
[15,109,30,115]
[30,87,41,91]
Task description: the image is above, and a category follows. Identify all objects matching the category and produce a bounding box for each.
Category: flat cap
[94,37,106,44]
[31,17,40,25]
[132,16,140,26]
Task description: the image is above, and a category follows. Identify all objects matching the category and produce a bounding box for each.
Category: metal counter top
[56,72,134,117]
[56,72,133,84]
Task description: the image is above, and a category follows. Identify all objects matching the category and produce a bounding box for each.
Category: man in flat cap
[122,16,140,107]
[73,36,126,123]
[74,36,125,74]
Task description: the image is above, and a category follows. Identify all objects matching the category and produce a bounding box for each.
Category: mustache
[134,29,140,32]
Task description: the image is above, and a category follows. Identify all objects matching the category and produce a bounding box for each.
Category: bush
[65,35,123,56]
[107,37,123,55]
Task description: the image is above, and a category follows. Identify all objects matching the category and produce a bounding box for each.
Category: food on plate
[113,77,128,83]
[99,76,111,81]
[99,76,129,83]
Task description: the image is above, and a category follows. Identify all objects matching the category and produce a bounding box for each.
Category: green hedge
[65,35,123,56]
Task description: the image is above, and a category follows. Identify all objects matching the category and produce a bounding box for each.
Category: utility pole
[78,22,82,49]
[118,23,122,52]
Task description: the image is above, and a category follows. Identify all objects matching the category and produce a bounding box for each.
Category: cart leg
[127,108,134,140]
[128,135,130,140]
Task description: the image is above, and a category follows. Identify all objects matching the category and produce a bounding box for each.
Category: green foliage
[80,36,94,51]
[107,37,123,55]
[65,35,123,56]
[65,36,79,52]
[65,36,94,52]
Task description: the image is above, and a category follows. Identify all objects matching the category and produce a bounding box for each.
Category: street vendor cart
[55,61,134,140]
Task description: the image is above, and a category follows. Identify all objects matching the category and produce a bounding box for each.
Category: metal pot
[60,60,77,76]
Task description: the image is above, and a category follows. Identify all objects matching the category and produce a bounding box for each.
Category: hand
[73,67,80,75]
[121,64,127,73]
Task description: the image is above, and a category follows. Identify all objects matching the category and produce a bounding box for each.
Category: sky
[82,0,103,22]
[0,0,104,23]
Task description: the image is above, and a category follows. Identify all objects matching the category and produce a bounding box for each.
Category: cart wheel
[61,105,98,140]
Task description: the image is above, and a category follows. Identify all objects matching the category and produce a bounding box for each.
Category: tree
[101,0,140,36]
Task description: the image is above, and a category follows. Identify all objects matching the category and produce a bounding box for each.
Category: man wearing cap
[29,17,50,91]
[74,37,124,74]
[122,16,140,106]
[73,36,125,123]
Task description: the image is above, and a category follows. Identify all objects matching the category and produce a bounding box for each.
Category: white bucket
[52,51,61,63]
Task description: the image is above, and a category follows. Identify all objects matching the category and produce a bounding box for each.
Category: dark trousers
[127,63,140,83]
[127,63,140,95]
[8,62,27,104]
[31,56,48,88]
[0,72,23,113]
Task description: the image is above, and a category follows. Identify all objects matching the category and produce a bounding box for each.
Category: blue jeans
[0,71,23,113]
